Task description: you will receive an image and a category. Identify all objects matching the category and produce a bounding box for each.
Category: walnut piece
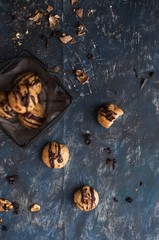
[70,0,78,5]
[29,12,43,22]
[52,66,61,73]
[77,23,85,36]
[75,70,89,84]
[49,15,60,29]
[0,199,13,212]
[59,35,73,44]
[47,5,54,12]
[74,8,83,18]
[30,204,41,212]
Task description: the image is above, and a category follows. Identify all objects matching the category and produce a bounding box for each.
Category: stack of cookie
[0,72,45,129]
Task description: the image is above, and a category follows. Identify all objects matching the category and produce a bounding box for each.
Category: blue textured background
[0,0,159,239]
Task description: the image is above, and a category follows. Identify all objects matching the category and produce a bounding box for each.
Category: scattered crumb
[125,197,133,203]
[52,66,61,73]
[25,30,29,34]
[139,181,143,186]
[70,0,78,5]
[77,23,85,36]
[0,218,2,224]
[47,5,54,13]
[74,8,83,18]
[75,69,89,84]
[87,8,94,17]
[59,35,73,44]
[15,33,23,39]
[49,15,60,29]
[29,12,43,22]
[83,132,92,145]
[30,204,41,212]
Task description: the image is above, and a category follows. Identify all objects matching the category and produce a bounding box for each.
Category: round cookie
[74,186,99,211]
[97,103,124,128]
[8,84,38,114]
[0,91,15,119]
[16,72,42,95]
[42,141,69,169]
[18,103,45,129]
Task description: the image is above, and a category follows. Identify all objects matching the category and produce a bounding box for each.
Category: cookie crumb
[0,218,2,224]
[52,66,61,73]
[75,70,89,84]
[47,5,54,12]
[74,8,83,18]
[77,23,85,36]
[70,37,76,44]
[49,15,60,29]
[0,199,13,212]
[29,12,43,22]
[87,8,94,17]
[59,35,73,44]
[70,0,78,5]
[30,204,41,212]
[105,147,111,154]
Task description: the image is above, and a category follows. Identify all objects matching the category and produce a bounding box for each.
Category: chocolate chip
[6,175,18,184]
[106,158,116,170]
[83,133,92,145]
[13,210,19,216]
[148,71,154,77]
[1,225,7,231]
[133,68,138,78]
[113,197,118,202]
[87,53,93,60]
[50,30,61,37]
[125,197,133,203]
[105,147,111,154]
[12,202,19,210]
[139,181,143,186]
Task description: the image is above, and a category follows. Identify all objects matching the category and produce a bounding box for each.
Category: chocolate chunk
[125,197,133,203]
[1,225,7,231]
[113,197,118,202]
[87,53,93,60]
[139,181,143,186]
[84,133,92,145]
[105,147,111,154]
[6,175,18,184]
[12,202,19,210]
[148,71,154,77]
[106,158,116,170]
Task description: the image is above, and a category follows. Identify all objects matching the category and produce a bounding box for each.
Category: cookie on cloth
[16,72,42,95]
[42,141,69,169]
[97,103,124,128]
[8,84,38,114]
[18,103,45,129]
[0,91,15,119]
[74,186,99,211]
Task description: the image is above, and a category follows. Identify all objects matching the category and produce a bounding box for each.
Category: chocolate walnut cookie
[98,103,124,128]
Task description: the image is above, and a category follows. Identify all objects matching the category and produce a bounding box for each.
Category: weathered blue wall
[0,0,159,239]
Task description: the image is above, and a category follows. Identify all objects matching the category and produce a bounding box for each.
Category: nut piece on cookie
[42,141,69,169]
[18,103,45,129]
[97,103,124,128]
[74,186,99,211]
[0,198,13,212]
[0,91,15,119]
[30,204,41,212]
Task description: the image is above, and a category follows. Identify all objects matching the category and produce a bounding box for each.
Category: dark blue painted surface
[0,0,159,239]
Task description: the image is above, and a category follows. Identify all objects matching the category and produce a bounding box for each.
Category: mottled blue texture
[0,0,159,239]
